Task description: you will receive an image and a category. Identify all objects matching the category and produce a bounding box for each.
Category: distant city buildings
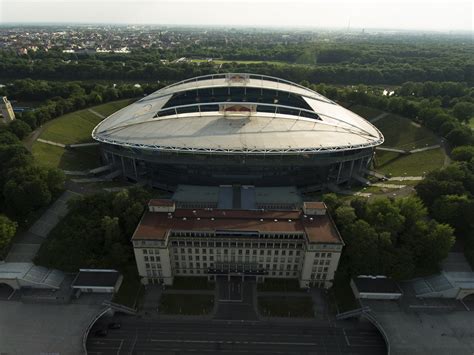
[1,97,16,124]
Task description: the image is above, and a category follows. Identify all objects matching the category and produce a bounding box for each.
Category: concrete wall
[0,279,19,290]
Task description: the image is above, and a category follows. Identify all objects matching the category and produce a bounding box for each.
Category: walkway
[36,138,65,148]
[369,112,389,123]
[6,190,80,262]
[87,108,105,119]
[388,176,423,181]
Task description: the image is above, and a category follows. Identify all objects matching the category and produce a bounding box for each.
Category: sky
[0,0,472,31]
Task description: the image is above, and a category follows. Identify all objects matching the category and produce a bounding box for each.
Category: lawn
[374,113,439,150]
[168,276,214,290]
[350,105,384,120]
[191,59,287,66]
[38,99,134,145]
[258,296,314,318]
[113,263,144,309]
[32,99,134,171]
[32,142,101,171]
[375,148,445,176]
[159,294,214,315]
[92,99,135,117]
[39,109,100,145]
[257,278,302,292]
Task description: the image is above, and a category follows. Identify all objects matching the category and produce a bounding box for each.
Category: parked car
[93,329,108,337]
[108,322,121,329]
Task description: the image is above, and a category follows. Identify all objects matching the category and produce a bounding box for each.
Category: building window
[143,250,148,255]
[144,256,149,262]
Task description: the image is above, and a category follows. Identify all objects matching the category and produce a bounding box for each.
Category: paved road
[87,317,386,354]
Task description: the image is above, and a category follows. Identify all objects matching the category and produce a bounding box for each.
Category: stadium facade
[92,73,384,188]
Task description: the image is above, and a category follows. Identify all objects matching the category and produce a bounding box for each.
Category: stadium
[92,73,384,188]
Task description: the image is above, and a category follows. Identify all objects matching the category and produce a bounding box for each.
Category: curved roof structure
[93,73,384,154]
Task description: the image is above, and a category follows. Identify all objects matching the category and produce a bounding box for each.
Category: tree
[365,198,405,236]
[446,126,473,147]
[389,248,415,280]
[431,194,474,235]
[321,193,341,213]
[0,214,17,256]
[395,196,427,229]
[101,216,122,250]
[350,197,368,219]
[8,120,32,140]
[452,145,474,163]
[452,102,474,123]
[342,220,380,275]
[334,206,357,226]
[3,168,52,217]
[45,168,65,194]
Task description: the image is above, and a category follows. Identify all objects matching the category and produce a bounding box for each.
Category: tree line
[0,41,472,85]
[0,127,65,257]
[311,82,473,149]
[35,188,151,271]
[0,79,160,130]
[324,194,454,282]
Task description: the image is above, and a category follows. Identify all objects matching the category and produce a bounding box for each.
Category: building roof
[303,202,326,209]
[72,269,120,288]
[0,262,65,289]
[93,73,383,155]
[132,204,343,244]
[149,199,175,207]
[172,185,302,209]
[353,276,402,294]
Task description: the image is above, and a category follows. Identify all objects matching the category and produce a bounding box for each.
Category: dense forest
[0,35,473,85]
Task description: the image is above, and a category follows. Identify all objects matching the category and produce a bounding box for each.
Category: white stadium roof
[93,73,384,154]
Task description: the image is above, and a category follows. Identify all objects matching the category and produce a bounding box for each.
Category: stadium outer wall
[98,143,374,190]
